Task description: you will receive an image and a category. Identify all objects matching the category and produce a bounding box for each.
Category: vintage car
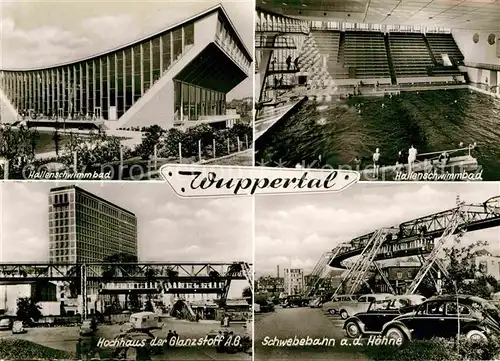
[381,295,500,343]
[0,318,13,330]
[309,297,322,308]
[281,295,308,308]
[12,321,27,334]
[333,293,393,320]
[79,319,97,335]
[128,312,162,330]
[322,295,357,315]
[343,295,426,338]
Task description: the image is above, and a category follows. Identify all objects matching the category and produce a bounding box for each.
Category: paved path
[255,307,370,361]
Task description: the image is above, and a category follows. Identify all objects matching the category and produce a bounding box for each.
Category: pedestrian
[286,55,292,70]
[408,145,417,173]
[373,148,381,177]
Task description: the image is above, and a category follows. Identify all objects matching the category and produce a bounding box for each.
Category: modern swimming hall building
[0,4,252,131]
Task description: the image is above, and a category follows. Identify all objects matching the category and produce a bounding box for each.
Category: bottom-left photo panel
[0,182,253,361]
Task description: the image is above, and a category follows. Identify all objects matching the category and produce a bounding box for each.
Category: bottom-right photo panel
[254,183,500,361]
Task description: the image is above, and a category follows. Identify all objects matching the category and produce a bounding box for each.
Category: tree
[417,240,497,298]
[60,131,123,170]
[144,299,154,312]
[145,268,157,288]
[66,265,82,298]
[135,125,166,160]
[16,297,43,325]
[242,286,252,298]
[0,124,39,174]
[102,253,138,280]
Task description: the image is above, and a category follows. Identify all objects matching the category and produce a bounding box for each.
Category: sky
[0,0,253,100]
[255,183,500,277]
[0,181,252,298]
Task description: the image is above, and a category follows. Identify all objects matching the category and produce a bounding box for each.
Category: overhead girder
[0,262,252,282]
[329,200,500,269]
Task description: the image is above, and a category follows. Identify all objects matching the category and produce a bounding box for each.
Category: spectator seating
[344,31,391,78]
[425,33,464,65]
[389,32,434,77]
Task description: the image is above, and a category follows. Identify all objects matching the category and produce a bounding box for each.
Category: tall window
[189,84,196,120]
[173,28,183,62]
[116,52,124,117]
[182,83,189,120]
[152,37,161,83]
[124,48,133,111]
[142,42,151,92]
[162,32,171,72]
[101,57,108,119]
[109,54,116,108]
[133,45,141,102]
[174,81,181,120]
[184,23,194,47]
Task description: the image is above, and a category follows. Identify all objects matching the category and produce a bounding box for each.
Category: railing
[463,62,500,71]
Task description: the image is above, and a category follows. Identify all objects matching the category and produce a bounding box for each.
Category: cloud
[1,182,252,264]
[255,183,500,277]
[0,18,91,68]
[80,14,140,49]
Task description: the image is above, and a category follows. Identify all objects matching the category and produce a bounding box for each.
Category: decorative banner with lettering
[159,165,360,198]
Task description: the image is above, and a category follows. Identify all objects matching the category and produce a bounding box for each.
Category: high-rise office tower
[48,185,137,263]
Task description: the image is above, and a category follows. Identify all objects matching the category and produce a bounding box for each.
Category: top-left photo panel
[0,0,254,181]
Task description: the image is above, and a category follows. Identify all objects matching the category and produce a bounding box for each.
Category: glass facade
[0,21,197,121]
[174,81,226,121]
[48,186,137,264]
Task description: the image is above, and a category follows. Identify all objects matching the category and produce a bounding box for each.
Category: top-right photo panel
[254,0,500,181]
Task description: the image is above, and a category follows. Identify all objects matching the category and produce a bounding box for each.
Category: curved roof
[1,3,252,72]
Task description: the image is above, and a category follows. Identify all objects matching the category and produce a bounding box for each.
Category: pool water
[255,89,500,180]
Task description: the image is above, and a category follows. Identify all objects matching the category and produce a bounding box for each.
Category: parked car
[0,318,12,330]
[309,297,322,308]
[344,295,426,338]
[12,321,27,334]
[322,295,357,315]
[80,319,97,335]
[381,294,500,343]
[336,293,393,320]
[282,296,308,308]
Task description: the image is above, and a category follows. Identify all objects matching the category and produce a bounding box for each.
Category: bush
[363,337,500,361]
[138,122,252,161]
[59,131,125,170]
[0,339,74,360]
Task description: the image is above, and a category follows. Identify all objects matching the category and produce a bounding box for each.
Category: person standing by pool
[408,145,417,173]
[373,148,380,177]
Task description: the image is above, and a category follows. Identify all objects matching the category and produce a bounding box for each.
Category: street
[255,307,370,361]
[0,319,251,360]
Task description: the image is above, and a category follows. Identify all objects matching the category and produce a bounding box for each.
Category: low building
[256,276,284,294]
[0,282,58,316]
[374,261,421,294]
[473,251,500,280]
